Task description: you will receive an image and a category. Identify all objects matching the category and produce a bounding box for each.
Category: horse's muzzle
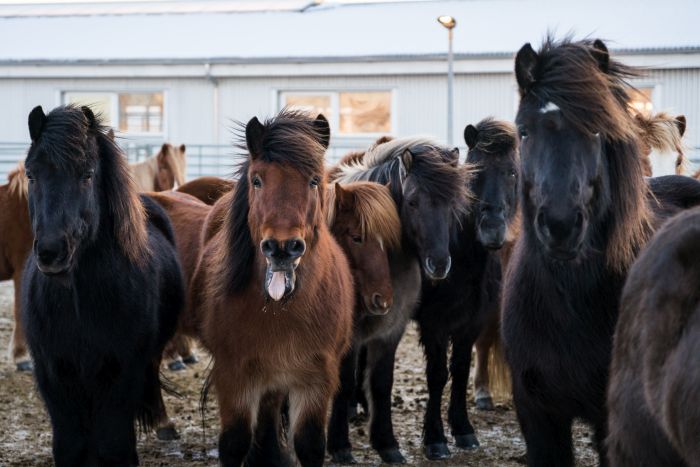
[34,237,73,276]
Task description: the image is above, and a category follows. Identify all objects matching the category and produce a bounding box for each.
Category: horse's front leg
[420,329,451,460]
[327,344,358,464]
[217,373,261,467]
[365,337,405,464]
[449,329,480,449]
[474,311,499,410]
[11,272,32,372]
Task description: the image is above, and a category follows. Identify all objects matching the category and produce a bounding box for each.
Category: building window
[280,90,393,136]
[63,91,164,134]
[628,86,654,115]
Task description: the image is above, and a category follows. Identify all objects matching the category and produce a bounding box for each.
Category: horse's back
[648,175,700,223]
[609,207,700,466]
[176,176,234,205]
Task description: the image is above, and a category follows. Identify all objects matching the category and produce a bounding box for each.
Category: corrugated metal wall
[0,67,698,180]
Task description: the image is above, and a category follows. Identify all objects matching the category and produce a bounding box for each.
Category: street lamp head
[437,15,456,29]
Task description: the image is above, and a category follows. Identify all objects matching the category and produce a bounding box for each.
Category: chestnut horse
[176,176,234,205]
[22,105,184,466]
[635,112,687,177]
[192,110,353,466]
[607,207,700,467]
[0,163,33,371]
[130,143,187,191]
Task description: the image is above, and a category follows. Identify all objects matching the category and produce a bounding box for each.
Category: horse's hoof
[156,426,180,441]
[455,434,479,450]
[475,396,494,411]
[330,449,356,464]
[424,442,451,461]
[378,448,406,464]
[167,359,186,372]
[182,354,199,365]
[15,360,33,372]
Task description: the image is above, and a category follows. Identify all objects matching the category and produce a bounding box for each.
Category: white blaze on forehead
[539,102,560,114]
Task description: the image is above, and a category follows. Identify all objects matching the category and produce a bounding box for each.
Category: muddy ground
[0,281,598,466]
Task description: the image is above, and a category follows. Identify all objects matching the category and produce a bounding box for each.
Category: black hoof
[156,426,180,441]
[378,448,406,464]
[167,359,186,372]
[182,354,199,365]
[16,360,33,372]
[475,396,494,411]
[455,434,479,450]
[424,442,451,461]
[330,449,356,464]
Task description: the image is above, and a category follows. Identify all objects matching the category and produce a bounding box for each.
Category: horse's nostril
[371,293,387,309]
[38,248,60,264]
[425,257,435,273]
[285,238,306,257]
[575,212,584,229]
[536,211,547,230]
[261,239,278,257]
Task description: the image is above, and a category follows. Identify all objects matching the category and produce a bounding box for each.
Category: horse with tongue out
[193,109,354,467]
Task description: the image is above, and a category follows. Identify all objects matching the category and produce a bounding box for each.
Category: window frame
[60,89,168,138]
[277,88,397,138]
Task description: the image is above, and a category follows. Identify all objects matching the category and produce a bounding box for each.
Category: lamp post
[437,15,456,146]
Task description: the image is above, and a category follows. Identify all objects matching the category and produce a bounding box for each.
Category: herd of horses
[1,36,699,467]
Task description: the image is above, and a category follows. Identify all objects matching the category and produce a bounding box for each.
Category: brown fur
[635,112,687,176]
[130,143,187,192]
[176,176,234,205]
[608,207,700,467]
[0,163,33,365]
[192,110,354,464]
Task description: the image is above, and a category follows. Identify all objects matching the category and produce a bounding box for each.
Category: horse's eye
[310,177,320,188]
[83,170,94,181]
[408,199,418,208]
[25,171,35,181]
[351,234,363,244]
[518,125,528,139]
[510,169,517,178]
[252,176,262,188]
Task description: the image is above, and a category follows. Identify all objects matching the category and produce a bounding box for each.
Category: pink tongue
[268,271,286,301]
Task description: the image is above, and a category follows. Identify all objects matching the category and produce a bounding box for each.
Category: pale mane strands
[636,112,685,156]
[7,162,29,200]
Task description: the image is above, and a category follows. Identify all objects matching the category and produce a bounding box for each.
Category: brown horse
[607,207,700,467]
[635,112,687,177]
[130,143,187,191]
[0,163,33,371]
[176,176,234,205]
[191,110,353,466]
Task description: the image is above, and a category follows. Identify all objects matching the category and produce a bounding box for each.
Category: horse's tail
[487,332,512,402]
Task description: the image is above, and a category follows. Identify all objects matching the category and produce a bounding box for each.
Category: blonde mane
[164,144,187,187]
[326,181,401,250]
[635,112,686,174]
[7,162,28,200]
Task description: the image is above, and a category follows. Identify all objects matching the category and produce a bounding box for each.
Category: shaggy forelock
[523,36,640,142]
[470,118,518,155]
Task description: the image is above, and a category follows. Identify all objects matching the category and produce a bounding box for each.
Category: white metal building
[1,0,699,179]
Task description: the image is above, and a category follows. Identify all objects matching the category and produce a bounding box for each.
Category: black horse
[328,136,467,463]
[22,105,184,467]
[414,118,519,460]
[501,37,700,467]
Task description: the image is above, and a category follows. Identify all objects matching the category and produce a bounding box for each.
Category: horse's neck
[130,157,157,191]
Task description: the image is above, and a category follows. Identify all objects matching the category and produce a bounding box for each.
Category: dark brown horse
[176,176,234,205]
[0,163,33,371]
[607,207,700,467]
[192,110,354,466]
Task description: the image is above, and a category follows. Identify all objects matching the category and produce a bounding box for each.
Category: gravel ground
[0,280,598,466]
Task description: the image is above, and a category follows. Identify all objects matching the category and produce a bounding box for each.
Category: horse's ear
[591,39,610,73]
[448,147,460,167]
[464,124,479,149]
[28,106,46,143]
[401,149,414,172]
[246,116,265,159]
[179,144,186,153]
[675,115,687,137]
[515,43,538,94]
[334,183,354,211]
[81,106,98,129]
[107,128,115,141]
[313,114,331,149]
